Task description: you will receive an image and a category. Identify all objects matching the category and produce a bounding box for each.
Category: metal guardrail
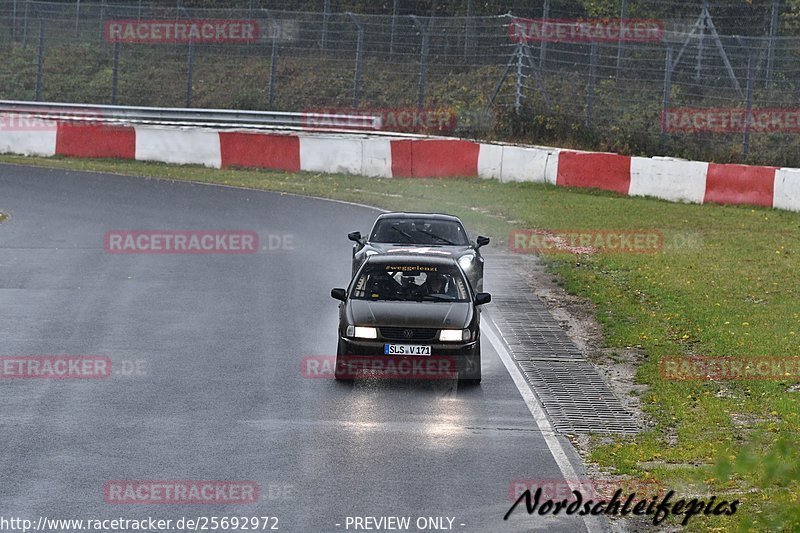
[0,100,416,136]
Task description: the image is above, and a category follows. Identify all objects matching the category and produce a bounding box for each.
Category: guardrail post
[347,13,364,109]
[586,42,597,126]
[35,18,44,100]
[186,39,195,107]
[111,41,120,105]
[410,15,429,110]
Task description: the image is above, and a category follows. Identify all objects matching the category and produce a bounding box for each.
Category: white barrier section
[544,149,560,185]
[0,114,57,156]
[629,157,708,203]
[135,127,221,168]
[499,146,551,183]
[773,168,800,212]
[477,143,503,180]
[360,138,393,178]
[299,136,363,175]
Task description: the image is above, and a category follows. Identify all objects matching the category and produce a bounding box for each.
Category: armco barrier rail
[0,100,387,134]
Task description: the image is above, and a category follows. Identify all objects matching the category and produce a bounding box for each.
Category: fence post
[186,40,195,107]
[695,4,706,82]
[321,0,331,50]
[587,42,597,126]
[766,0,779,88]
[22,0,29,46]
[515,43,523,114]
[98,0,105,44]
[410,16,429,110]
[615,0,628,79]
[11,0,17,40]
[390,0,399,55]
[463,0,473,60]
[743,52,754,159]
[539,0,549,68]
[137,0,142,20]
[111,40,120,104]
[35,18,44,100]
[263,10,280,109]
[75,0,80,37]
[662,45,673,134]
[347,13,364,109]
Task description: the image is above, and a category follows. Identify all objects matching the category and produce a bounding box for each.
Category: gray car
[348,213,490,292]
[331,254,491,385]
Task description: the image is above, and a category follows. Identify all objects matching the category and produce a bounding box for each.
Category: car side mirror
[475,292,491,306]
[348,231,363,243]
[331,288,347,301]
[476,236,490,248]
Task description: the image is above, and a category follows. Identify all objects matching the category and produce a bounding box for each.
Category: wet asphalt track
[0,164,601,532]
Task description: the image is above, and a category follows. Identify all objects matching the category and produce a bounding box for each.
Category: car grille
[380,327,438,341]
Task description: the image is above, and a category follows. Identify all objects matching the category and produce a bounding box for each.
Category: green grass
[1,153,799,530]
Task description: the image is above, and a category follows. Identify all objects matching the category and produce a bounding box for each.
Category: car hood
[348,300,472,329]
[365,243,474,256]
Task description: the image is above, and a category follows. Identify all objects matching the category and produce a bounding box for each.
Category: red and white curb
[3,115,800,212]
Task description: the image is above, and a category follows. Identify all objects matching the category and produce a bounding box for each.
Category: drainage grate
[485,253,640,434]
[518,360,640,434]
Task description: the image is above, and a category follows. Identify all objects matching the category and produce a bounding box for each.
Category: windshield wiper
[389,226,415,242]
[417,228,456,245]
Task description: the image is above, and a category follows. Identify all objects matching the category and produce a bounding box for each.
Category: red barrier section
[557,151,631,194]
[390,140,479,178]
[219,132,300,172]
[56,123,136,159]
[704,163,776,207]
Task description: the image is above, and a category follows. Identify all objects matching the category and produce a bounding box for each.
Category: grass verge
[1,153,799,530]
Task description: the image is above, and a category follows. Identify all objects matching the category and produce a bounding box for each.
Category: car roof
[374,212,463,223]
[365,254,459,267]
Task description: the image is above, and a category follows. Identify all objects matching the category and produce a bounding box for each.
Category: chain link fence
[1,1,800,164]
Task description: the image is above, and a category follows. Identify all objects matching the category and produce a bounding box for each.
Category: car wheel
[335,339,354,382]
[458,341,481,386]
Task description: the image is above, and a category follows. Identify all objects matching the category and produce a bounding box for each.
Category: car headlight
[346,325,378,339]
[458,254,475,270]
[439,329,470,342]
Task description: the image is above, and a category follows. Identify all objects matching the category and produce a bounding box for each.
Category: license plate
[384,344,431,356]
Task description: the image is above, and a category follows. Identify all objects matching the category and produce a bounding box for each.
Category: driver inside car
[423,272,457,298]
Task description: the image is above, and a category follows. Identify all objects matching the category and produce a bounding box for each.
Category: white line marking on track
[483,310,607,533]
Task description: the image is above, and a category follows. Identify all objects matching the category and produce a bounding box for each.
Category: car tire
[458,340,482,386]
[335,339,354,382]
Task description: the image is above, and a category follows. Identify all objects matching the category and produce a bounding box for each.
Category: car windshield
[369,218,470,246]
[351,263,470,302]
